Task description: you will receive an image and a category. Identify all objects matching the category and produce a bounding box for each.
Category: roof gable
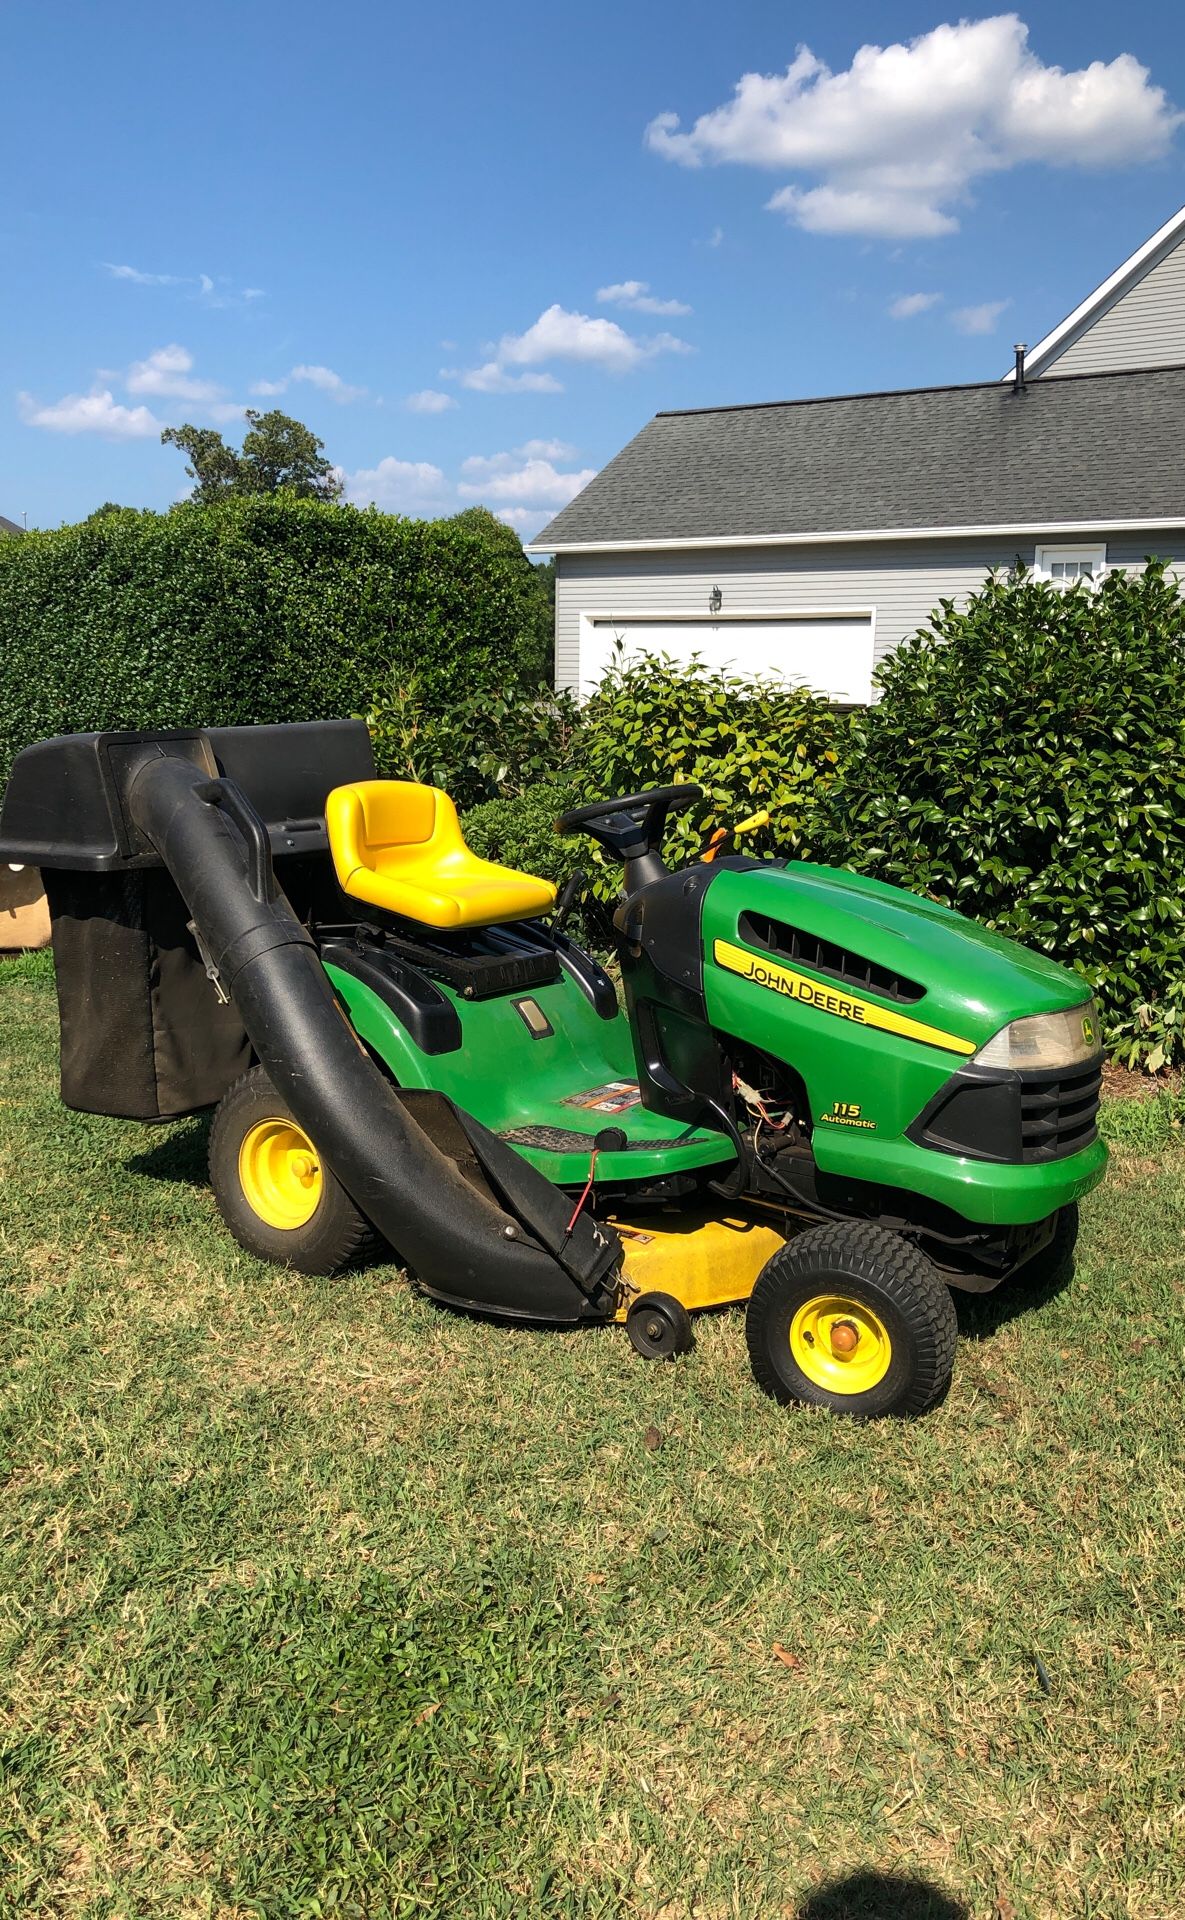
[1011,204,1185,380]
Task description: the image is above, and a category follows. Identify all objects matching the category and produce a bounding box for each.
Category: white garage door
[579,614,874,704]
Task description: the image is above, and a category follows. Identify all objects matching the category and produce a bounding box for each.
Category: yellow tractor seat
[325,780,557,931]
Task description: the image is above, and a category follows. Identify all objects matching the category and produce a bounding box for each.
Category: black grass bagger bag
[3,719,377,1121]
[42,866,250,1120]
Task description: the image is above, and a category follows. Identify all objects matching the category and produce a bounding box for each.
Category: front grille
[909,1058,1104,1164]
[1019,1061,1103,1161]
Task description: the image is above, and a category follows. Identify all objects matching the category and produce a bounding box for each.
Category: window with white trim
[1034,543,1107,584]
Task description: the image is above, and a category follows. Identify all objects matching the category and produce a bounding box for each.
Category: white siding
[1038,233,1185,375]
[553,533,1185,696]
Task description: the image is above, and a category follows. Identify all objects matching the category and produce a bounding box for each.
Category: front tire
[745,1222,956,1419]
[208,1067,383,1275]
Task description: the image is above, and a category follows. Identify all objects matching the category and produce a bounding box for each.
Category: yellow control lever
[701,808,771,863]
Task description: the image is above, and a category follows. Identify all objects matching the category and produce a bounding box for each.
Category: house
[530,206,1185,703]
[0,515,23,537]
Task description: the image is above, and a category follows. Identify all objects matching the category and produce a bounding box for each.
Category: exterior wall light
[708,585,722,614]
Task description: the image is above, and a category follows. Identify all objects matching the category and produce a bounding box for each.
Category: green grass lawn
[1,949,1183,1920]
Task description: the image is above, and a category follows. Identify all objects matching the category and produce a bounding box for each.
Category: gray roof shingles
[532,364,1185,548]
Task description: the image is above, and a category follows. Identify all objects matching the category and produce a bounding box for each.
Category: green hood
[710,861,1090,1052]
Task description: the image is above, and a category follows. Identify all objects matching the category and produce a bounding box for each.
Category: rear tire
[209,1066,383,1275]
[745,1222,956,1419]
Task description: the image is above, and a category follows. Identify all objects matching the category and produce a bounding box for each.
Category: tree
[449,505,524,556]
[161,410,342,504]
[84,502,136,523]
[239,410,342,499]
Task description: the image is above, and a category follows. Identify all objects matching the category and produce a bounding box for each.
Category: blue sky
[4,1,1185,536]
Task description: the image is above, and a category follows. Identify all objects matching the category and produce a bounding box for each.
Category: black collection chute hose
[126,754,620,1324]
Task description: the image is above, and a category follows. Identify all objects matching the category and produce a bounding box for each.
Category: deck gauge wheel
[626,1291,695,1360]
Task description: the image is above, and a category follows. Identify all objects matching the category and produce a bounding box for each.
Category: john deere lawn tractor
[0,720,1107,1418]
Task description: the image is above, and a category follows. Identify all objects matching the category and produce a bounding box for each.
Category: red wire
[565,1150,599,1233]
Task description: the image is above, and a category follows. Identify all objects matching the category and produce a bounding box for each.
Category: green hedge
[462,780,581,889]
[459,653,846,916]
[0,497,549,786]
[365,682,581,809]
[811,563,1185,1070]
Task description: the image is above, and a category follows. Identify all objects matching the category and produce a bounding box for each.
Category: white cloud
[126,343,224,403]
[516,437,578,461]
[492,506,543,532]
[405,388,458,413]
[951,298,1011,334]
[597,279,693,316]
[497,303,691,372]
[447,301,692,393]
[18,388,162,439]
[458,456,598,508]
[331,437,596,538]
[103,263,186,286]
[769,184,958,239]
[447,361,565,394]
[708,225,724,247]
[103,262,265,307]
[249,364,366,402]
[458,446,596,508]
[889,290,943,318]
[645,16,1181,238]
[290,363,366,402]
[343,456,451,515]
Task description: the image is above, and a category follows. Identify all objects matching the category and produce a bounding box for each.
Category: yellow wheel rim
[789,1293,892,1395]
[238,1117,323,1230]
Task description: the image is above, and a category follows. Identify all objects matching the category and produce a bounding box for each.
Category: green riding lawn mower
[0,720,1107,1419]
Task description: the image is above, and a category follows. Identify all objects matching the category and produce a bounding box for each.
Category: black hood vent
[738,911,925,1005]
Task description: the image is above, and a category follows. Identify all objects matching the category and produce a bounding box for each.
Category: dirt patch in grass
[1102,1059,1183,1100]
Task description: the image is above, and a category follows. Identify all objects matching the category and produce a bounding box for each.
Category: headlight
[974,1000,1101,1072]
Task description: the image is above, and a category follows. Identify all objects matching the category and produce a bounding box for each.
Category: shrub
[364,679,580,808]
[571,651,846,894]
[0,496,551,786]
[462,780,582,890]
[811,563,1185,1070]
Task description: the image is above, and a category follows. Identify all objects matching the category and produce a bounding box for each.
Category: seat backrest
[326,780,464,887]
[353,781,440,852]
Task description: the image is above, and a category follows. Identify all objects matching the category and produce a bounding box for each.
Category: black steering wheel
[555,784,702,866]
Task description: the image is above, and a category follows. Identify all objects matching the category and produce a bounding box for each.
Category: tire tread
[746,1221,957,1418]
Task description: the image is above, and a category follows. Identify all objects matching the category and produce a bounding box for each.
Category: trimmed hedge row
[808,563,1185,1071]
[0,497,550,786]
